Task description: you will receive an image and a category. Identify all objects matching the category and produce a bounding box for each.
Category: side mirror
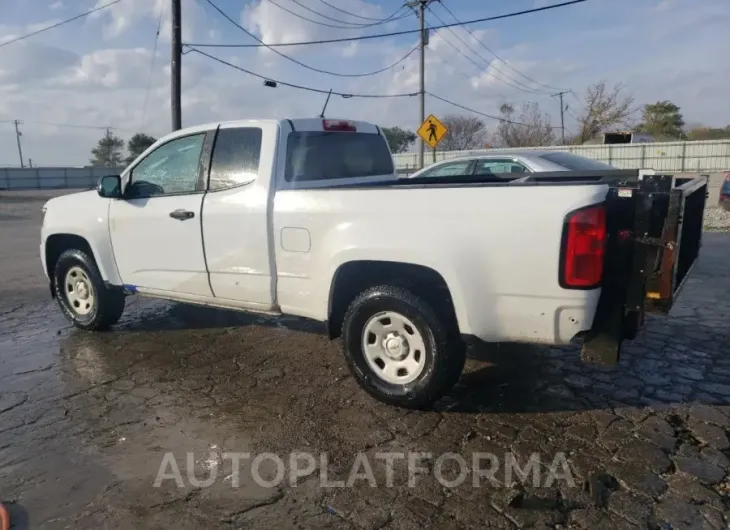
[98,175,122,198]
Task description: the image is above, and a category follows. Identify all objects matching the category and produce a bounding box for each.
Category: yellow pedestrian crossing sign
[417,114,448,149]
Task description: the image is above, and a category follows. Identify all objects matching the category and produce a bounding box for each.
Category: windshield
[285,132,394,183]
[539,152,615,171]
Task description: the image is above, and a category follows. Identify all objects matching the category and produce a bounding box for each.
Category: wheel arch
[44,232,121,291]
[326,260,462,340]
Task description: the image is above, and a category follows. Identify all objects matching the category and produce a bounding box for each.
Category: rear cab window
[284,119,394,185]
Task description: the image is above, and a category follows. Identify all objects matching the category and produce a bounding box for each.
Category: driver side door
[108,131,214,298]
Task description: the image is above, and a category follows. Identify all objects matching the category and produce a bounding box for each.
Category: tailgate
[580,172,708,364]
[641,175,707,313]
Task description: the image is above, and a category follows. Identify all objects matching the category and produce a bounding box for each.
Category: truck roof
[158,118,381,144]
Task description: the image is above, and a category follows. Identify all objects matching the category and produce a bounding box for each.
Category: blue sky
[0,0,728,165]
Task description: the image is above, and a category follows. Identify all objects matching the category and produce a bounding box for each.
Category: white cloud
[0,0,728,166]
[0,41,79,85]
[91,0,200,41]
[0,19,60,44]
[242,0,402,56]
[58,48,151,89]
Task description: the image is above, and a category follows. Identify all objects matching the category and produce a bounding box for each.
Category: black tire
[53,248,125,331]
[341,285,466,409]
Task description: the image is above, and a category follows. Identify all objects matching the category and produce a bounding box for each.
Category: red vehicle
[720,172,730,211]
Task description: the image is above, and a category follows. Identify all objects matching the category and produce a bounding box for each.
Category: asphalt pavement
[1,191,730,529]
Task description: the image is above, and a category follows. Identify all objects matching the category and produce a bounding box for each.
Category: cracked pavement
[1,191,730,529]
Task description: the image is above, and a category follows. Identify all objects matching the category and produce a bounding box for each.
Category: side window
[127,133,205,198]
[473,159,528,176]
[420,161,471,178]
[209,127,263,191]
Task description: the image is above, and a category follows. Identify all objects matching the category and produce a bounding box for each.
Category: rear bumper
[468,293,599,346]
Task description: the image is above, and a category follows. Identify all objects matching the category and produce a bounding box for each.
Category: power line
[187,47,419,98]
[427,44,488,84]
[316,0,407,22]
[0,0,123,49]
[185,0,589,48]
[264,0,409,30]
[202,0,417,77]
[426,7,548,95]
[426,92,562,128]
[286,0,409,27]
[140,0,165,128]
[1,119,132,131]
[426,22,546,96]
[202,0,417,78]
[439,0,567,92]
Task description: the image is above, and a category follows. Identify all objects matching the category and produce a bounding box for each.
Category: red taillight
[561,204,606,288]
[322,119,356,132]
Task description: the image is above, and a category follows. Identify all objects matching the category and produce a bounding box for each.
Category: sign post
[416,114,448,168]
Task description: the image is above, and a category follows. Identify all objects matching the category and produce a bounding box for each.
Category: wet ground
[2,191,730,529]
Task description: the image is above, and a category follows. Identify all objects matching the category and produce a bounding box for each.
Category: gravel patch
[704,207,730,232]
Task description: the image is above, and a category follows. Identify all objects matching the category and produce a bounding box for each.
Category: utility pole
[106,128,112,167]
[407,0,434,169]
[552,91,569,144]
[171,0,182,131]
[417,1,426,169]
[13,120,24,168]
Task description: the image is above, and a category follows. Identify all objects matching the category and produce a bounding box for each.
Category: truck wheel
[53,248,125,331]
[341,285,465,409]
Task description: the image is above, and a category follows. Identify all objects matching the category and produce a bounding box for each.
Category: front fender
[41,191,122,286]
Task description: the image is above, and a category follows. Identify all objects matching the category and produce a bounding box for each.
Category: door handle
[169,209,195,220]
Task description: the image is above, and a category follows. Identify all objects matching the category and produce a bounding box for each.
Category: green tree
[126,133,157,165]
[90,129,125,167]
[636,100,685,139]
[382,126,417,154]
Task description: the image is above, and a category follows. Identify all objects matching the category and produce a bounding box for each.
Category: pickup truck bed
[299,167,709,365]
[39,118,708,408]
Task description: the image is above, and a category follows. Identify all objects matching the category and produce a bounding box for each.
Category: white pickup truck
[40,118,707,408]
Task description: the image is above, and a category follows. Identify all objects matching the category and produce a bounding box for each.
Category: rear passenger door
[201,124,277,310]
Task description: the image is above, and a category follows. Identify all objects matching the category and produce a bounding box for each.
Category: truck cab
[42,118,395,312]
